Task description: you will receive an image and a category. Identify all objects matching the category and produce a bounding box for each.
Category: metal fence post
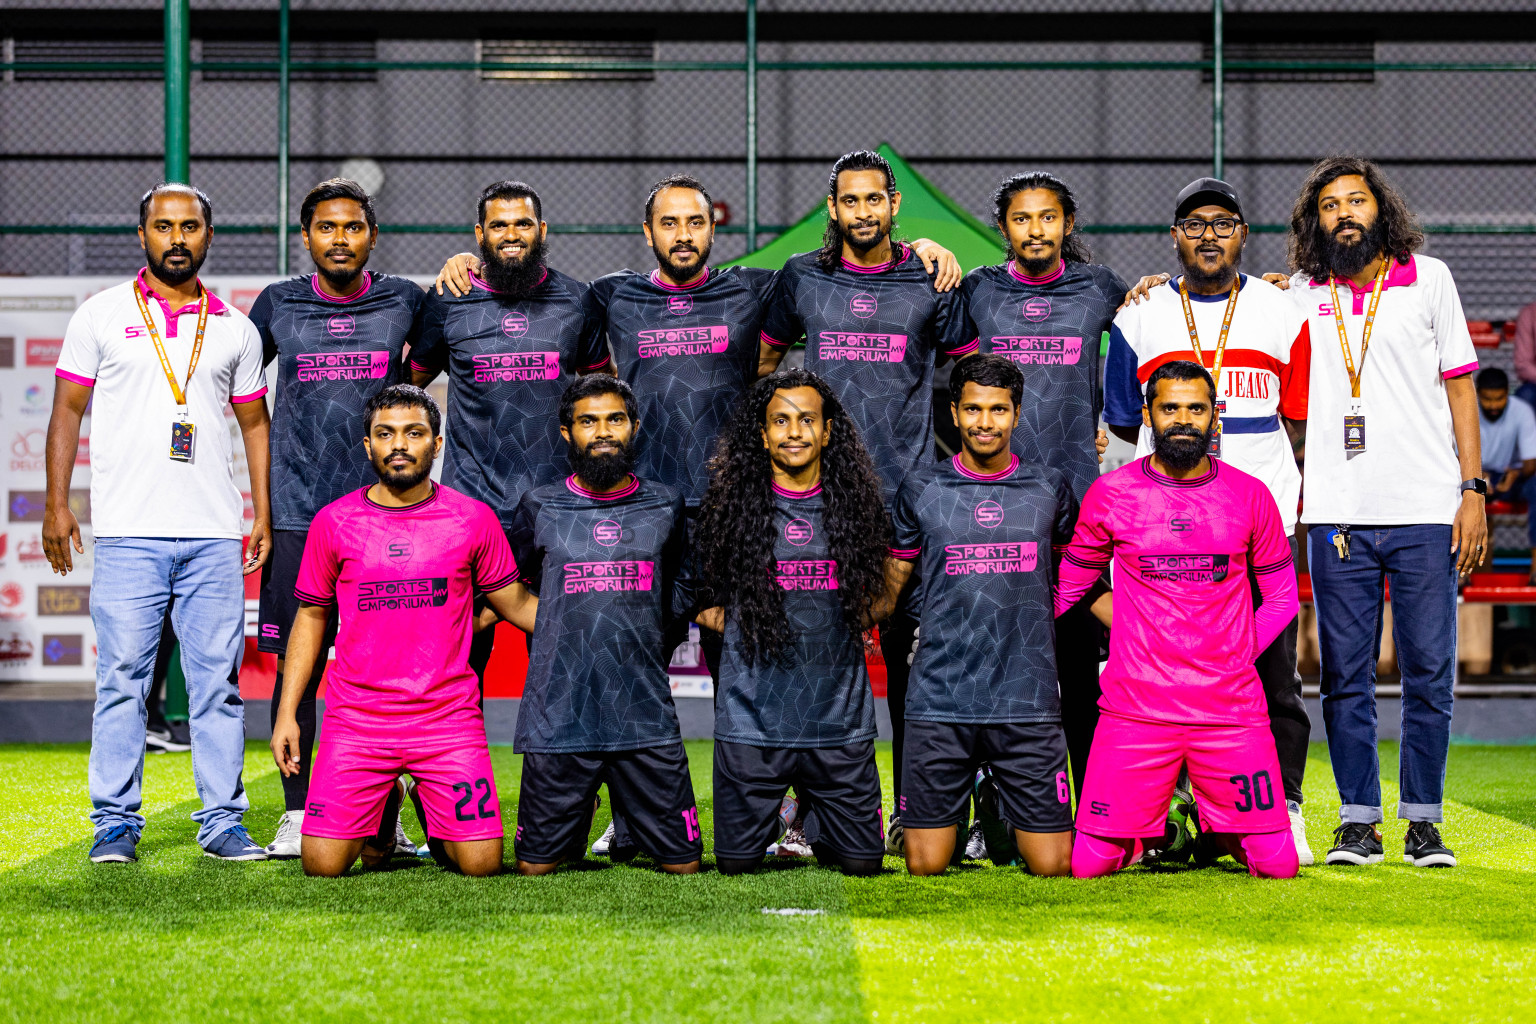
[277,0,291,274]
[745,0,758,252]
[1212,0,1225,179]
[163,0,191,183]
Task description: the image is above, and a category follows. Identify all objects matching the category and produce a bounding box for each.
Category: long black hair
[696,369,890,664]
[991,171,1092,264]
[816,149,899,272]
[1287,156,1423,280]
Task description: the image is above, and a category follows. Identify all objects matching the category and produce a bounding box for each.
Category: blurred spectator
[1512,300,1536,408]
[1475,367,1536,582]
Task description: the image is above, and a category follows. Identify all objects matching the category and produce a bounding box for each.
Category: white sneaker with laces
[591,821,616,857]
[393,813,420,858]
[1289,808,1314,867]
[770,826,813,858]
[265,810,304,859]
[963,820,987,861]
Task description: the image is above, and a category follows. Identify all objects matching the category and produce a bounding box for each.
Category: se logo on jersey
[502,311,529,337]
[328,313,355,338]
[1022,297,1052,323]
[974,501,1004,528]
[667,295,693,316]
[849,293,878,318]
[593,520,622,546]
[784,518,814,546]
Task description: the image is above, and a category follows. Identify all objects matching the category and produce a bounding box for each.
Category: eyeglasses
[1174,217,1242,239]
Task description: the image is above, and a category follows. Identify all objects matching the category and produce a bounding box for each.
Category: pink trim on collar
[1311,255,1419,314]
[952,453,1019,481]
[650,267,710,292]
[136,267,229,317]
[840,242,911,275]
[1007,260,1065,286]
[363,483,439,513]
[1141,456,1217,488]
[469,267,549,294]
[771,480,823,499]
[566,474,639,501]
[310,270,372,303]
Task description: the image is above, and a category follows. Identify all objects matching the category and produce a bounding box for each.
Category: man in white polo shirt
[1107,177,1314,864]
[43,183,274,864]
[1286,157,1486,869]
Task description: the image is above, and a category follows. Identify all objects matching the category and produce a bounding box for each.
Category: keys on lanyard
[1328,261,1390,456]
[132,280,209,462]
[1329,526,1351,561]
[1178,275,1240,457]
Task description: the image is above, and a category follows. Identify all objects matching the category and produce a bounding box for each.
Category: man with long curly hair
[695,369,896,876]
[1286,156,1485,869]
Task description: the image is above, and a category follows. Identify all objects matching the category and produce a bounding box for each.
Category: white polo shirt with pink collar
[56,269,268,539]
[1291,254,1477,527]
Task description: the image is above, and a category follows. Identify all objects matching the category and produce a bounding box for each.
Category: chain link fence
[2,2,1535,322]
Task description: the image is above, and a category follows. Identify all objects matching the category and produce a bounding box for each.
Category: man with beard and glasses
[954,173,1124,851]
[247,178,429,859]
[1058,361,1301,881]
[1474,369,1536,582]
[48,182,273,864]
[505,375,701,876]
[273,385,536,877]
[887,355,1107,877]
[694,369,896,876]
[1284,157,1485,869]
[410,180,609,685]
[1106,178,1314,863]
[757,150,973,852]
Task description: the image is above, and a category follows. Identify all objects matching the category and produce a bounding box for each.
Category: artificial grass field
[1,740,1533,1023]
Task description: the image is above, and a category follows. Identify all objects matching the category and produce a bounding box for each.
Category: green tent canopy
[725,143,1003,273]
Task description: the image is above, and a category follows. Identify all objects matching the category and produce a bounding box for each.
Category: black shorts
[256,530,338,655]
[899,720,1073,833]
[712,739,883,861]
[514,742,702,866]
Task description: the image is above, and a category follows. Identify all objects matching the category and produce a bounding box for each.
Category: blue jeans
[88,537,249,844]
[1308,525,1456,824]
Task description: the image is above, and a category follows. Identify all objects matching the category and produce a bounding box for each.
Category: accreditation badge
[169,418,196,462]
[1209,400,1225,458]
[1343,399,1365,453]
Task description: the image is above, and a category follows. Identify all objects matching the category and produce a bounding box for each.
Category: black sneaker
[1325,822,1384,865]
[1403,821,1457,868]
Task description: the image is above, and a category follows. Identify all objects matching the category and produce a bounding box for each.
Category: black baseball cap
[1175,177,1244,221]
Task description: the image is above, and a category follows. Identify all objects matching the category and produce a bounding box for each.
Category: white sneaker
[963,820,987,861]
[393,813,420,858]
[1289,808,1314,867]
[265,810,304,859]
[883,815,905,857]
[591,821,616,857]
[769,826,813,858]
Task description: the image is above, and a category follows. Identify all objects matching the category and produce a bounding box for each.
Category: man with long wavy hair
[695,369,896,875]
[1286,156,1485,869]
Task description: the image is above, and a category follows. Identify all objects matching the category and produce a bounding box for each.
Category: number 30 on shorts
[452,778,497,821]
[1228,771,1275,813]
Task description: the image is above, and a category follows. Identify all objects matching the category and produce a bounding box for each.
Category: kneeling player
[889,355,1096,876]
[696,370,894,876]
[508,375,702,876]
[1055,361,1300,879]
[271,385,537,877]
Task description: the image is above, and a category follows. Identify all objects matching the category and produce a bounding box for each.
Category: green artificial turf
[1,740,1533,1023]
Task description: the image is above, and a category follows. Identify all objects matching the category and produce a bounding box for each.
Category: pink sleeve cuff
[55,368,95,387]
[888,547,921,560]
[943,338,981,357]
[408,359,435,373]
[580,356,613,371]
[760,330,790,350]
[230,386,268,404]
[1442,361,1478,380]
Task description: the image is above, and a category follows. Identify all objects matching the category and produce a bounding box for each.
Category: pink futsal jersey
[294,484,519,745]
[1055,457,1298,726]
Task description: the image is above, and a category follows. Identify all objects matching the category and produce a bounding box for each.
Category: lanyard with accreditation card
[1328,259,1390,455]
[132,280,208,462]
[1178,275,1240,458]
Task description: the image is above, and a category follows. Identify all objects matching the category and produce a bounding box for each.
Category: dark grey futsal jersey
[891,454,1079,724]
[759,246,971,501]
[959,260,1128,502]
[508,475,692,753]
[409,269,609,525]
[250,272,426,530]
[583,266,775,506]
[714,483,877,749]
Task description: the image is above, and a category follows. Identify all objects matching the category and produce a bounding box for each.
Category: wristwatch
[1460,478,1488,496]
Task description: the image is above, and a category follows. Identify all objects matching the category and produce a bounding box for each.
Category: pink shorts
[303,740,503,843]
[1076,712,1289,838]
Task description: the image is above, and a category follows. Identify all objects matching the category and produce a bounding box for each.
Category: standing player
[271,385,538,877]
[1058,362,1301,880]
[248,178,428,858]
[507,375,701,876]
[409,181,610,682]
[889,355,1095,876]
[957,172,1127,824]
[1107,178,1313,862]
[695,369,894,876]
[758,151,973,843]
